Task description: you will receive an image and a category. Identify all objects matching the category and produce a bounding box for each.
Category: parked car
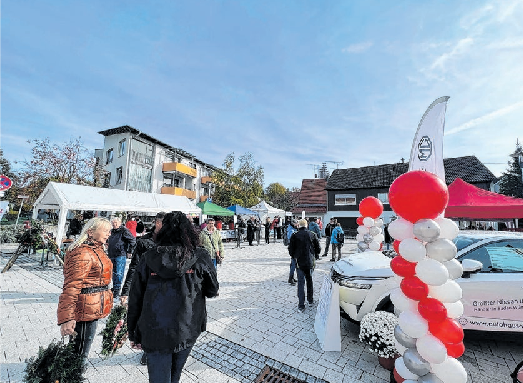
[332,234,523,332]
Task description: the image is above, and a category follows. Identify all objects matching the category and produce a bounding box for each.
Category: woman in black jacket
[127,211,219,383]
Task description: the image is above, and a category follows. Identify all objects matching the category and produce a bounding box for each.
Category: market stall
[249,200,285,222]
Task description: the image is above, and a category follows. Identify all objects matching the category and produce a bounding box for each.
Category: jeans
[265,230,270,244]
[289,258,296,281]
[331,243,342,260]
[146,346,193,383]
[212,258,217,268]
[323,236,331,255]
[111,255,127,297]
[296,268,314,309]
[71,319,98,359]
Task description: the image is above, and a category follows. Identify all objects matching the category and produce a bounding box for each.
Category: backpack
[336,230,345,244]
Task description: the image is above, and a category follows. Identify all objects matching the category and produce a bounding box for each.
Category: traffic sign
[0,175,12,192]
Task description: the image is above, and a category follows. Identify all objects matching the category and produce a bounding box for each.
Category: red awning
[445,178,523,219]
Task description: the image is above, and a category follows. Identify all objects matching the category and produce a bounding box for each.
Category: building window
[378,193,389,204]
[103,173,111,188]
[334,194,356,205]
[118,139,126,157]
[116,167,123,185]
[106,148,114,164]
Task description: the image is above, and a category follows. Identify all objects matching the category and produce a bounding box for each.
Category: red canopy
[445,178,523,219]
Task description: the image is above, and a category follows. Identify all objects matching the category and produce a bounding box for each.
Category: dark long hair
[155,211,199,251]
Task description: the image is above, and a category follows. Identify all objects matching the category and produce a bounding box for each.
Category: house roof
[326,156,496,190]
[98,125,219,171]
[292,178,327,214]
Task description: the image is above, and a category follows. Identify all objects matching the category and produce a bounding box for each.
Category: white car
[332,234,523,332]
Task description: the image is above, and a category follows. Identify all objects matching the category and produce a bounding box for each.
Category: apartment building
[96,126,217,202]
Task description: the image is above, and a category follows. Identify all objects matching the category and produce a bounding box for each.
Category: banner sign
[408,96,450,183]
[0,175,13,191]
[314,274,341,351]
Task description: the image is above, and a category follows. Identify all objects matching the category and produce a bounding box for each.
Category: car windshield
[453,236,483,251]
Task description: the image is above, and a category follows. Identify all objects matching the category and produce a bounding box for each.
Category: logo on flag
[417,136,433,161]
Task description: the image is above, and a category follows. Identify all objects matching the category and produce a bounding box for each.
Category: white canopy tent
[249,200,285,222]
[32,182,201,246]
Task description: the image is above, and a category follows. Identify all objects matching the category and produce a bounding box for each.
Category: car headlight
[338,280,372,289]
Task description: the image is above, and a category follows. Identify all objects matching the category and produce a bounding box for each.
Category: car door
[456,238,523,332]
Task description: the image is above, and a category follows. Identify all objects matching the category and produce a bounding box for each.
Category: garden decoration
[359,311,399,370]
[100,305,128,357]
[387,170,467,383]
[356,196,384,252]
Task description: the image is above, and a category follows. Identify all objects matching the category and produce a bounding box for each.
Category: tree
[212,152,264,208]
[15,137,105,208]
[265,183,286,204]
[499,142,523,198]
[272,187,301,212]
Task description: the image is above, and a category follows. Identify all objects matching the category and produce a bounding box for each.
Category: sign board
[302,211,305,219]
[314,274,341,351]
[0,175,13,192]
[285,211,292,216]
[18,195,29,199]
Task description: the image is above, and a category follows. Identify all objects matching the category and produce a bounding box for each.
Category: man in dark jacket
[246,217,255,246]
[288,219,321,312]
[108,217,136,300]
[322,218,336,257]
[308,217,322,243]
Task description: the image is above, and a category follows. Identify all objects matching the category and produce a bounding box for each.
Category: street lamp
[14,195,29,230]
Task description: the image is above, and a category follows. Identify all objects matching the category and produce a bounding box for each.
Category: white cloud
[342,41,373,53]
[446,100,523,135]
[429,37,474,72]
[487,38,523,50]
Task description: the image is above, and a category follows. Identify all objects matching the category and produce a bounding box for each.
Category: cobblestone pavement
[1,239,522,383]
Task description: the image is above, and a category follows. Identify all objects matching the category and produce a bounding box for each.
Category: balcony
[163,162,197,178]
[161,187,196,200]
[201,176,212,184]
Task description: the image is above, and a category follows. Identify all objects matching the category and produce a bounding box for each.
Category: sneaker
[321,254,327,257]
[330,259,335,262]
[298,306,305,312]
[288,280,296,286]
[308,300,314,306]
[140,353,147,365]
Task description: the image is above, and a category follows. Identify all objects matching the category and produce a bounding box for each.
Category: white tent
[249,200,285,222]
[32,182,201,246]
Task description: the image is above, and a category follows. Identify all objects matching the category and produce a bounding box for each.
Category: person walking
[264,217,271,244]
[246,216,255,246]
[308,217,322,245]
[108,217,136,299]
[330,222,344,261]
[384,223,392,250]
[127,212,219,383]
[322,218,336,257]
[57,217,113,358]
[286,220,298,286]
[199,218,225,268]
[288,219,321,312]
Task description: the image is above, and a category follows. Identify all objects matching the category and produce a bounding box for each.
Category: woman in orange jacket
[57,217,113,358]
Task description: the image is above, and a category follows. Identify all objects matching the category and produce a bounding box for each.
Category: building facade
[96,126,217,202]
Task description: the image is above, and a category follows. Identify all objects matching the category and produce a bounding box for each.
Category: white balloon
[426,238,457,262]
[413,219,441,242]
[368,241,380,251]
[429,280,462,303]
[416,334,447,364]
[443,259,463,280]
[399,238,427,262]
[388,218,415,241]
[416,258,449,286]
[356,234,364,242]
[395,357,419,381]
[357,226,369,235]
[444,301,464,319]
[399,310,429,339]
[390,288,418,313]
[374,218,384,227]
[363,217,375,228]
[431,358,468,383]
[434,217,460,240]
[369,226,381,236]
[374,233,385,243]
[395,338,407,355]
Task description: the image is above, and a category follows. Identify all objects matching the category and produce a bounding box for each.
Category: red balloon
[418,298,448,323]
[356,216,364,226]
[429,318,464,344]
[390,256,417,277]
[359,196,384,219]
[393,240,401,254]
[393,368,405,383]
[389,170,449,223]
[400,276,429,301]
[445,341,465,358]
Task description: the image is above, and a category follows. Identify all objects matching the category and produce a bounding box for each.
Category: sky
[2,0,523,189]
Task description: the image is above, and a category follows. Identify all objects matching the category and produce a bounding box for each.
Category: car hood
[333,251,394,279]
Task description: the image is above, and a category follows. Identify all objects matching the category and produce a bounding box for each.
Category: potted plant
[359,311,399,370]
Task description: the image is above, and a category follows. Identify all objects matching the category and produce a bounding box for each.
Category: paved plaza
[1,239,522,383]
